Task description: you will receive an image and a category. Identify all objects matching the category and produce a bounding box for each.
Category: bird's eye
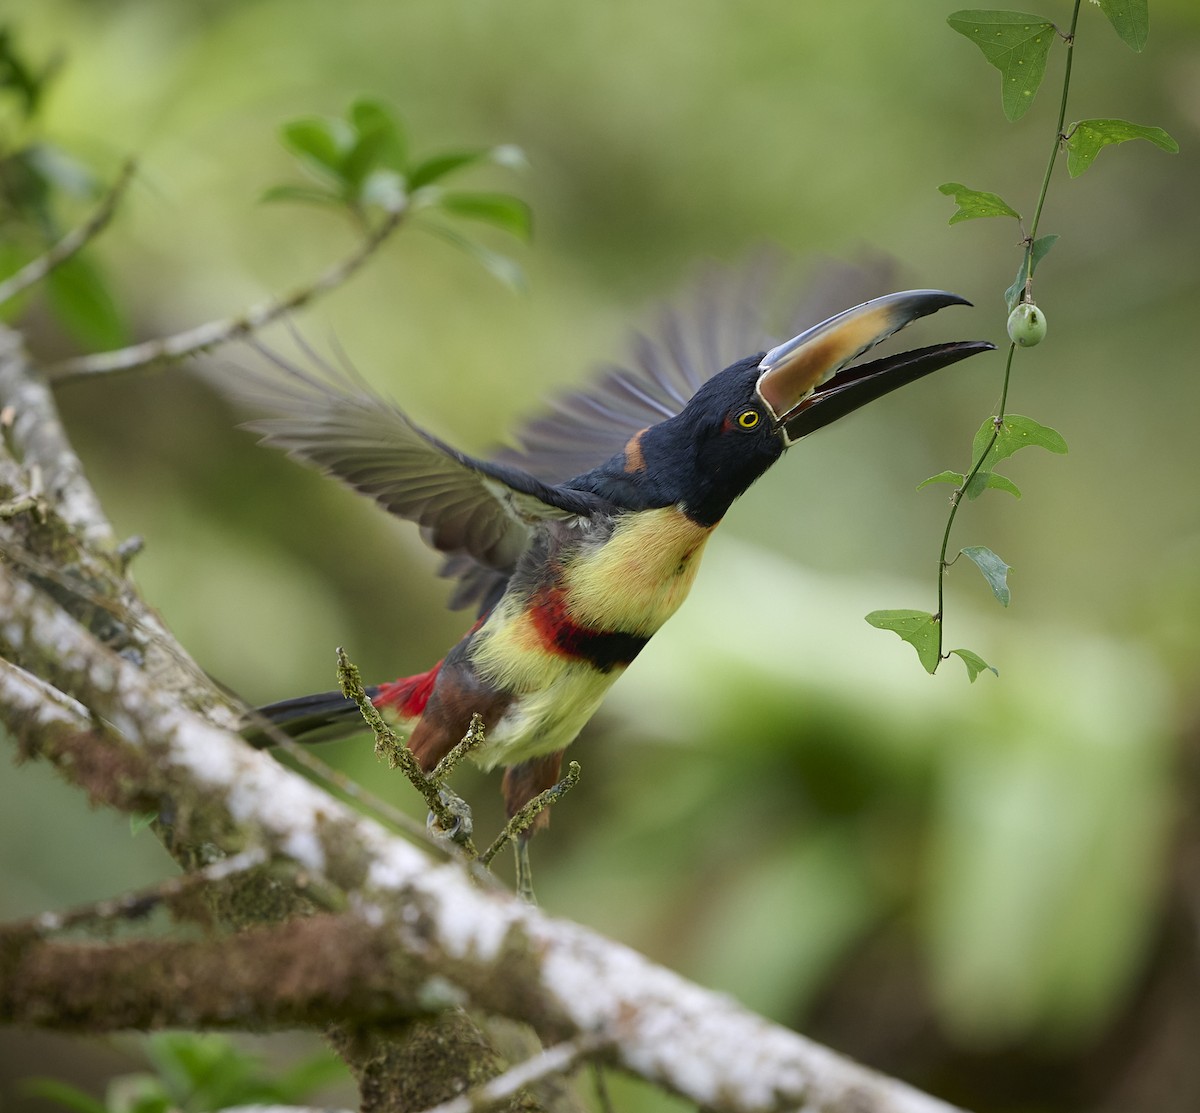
[736,408,761,429]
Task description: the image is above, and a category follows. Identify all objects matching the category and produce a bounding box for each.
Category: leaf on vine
[951,647,999,681]
[1096,0,1149,52]
[964,470,1022,500]
[972,413,1068,468]
[960,545,1012,606]
[865,609,941,674]
[938,181,1021,224]
[1065,118,1179,178]
[917,469,965,491]
[1004,233,1058,312]
[947,10,1057,121]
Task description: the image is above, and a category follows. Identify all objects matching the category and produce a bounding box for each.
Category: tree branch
[0,160,137,309]
[0,564,966,1113]
[0,324,115,547]
[416,1036,605,1113]
[48,204,407,382]
[0,913,440,1031]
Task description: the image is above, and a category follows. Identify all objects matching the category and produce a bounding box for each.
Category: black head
[571,290,993,527]
[635,356,785,526]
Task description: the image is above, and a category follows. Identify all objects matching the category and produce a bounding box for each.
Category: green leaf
[938,181,1021,224]
[918,469,966,491]
[920,469,1021,499]
[280,116,355,181]
[951,647,999,681]
[1065,118,1179,178]
[1005,233,1058,312]
[349,98,407,169]
[436,191,532,240]
[45,253,127,351]
[409,145,527,190]
[960,545,1013,606]
[110,1076,172,1113]
[273,1051,352,1102]
[409,150,491,190]
[972,413,1068,468]
[947,10,1057,120]
[129,811,157,836]
[1097,0,1149,51]
[865,609,941,674]
[259,183,344,207]
[0,28,49,118]
[22,1079,109,1113]
[424,223,526,291]
[964,470,1022,500]
[341,99,407,189]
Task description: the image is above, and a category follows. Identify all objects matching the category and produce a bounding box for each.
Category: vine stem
[934,0,1082,666]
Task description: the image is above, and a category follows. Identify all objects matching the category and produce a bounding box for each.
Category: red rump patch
[374,662,442,720]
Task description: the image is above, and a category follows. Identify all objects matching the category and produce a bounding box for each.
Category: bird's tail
[243,665,440,749]
[242,686,380,748]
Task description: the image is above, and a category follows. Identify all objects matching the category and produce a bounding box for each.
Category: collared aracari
[241,281,991,849]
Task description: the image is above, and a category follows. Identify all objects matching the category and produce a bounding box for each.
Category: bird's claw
[426,787,474,846]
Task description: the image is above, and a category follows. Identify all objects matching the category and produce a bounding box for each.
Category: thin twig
[49,203,406,382]
[336,646,479,857]
[479,762,581,868]
[417,1035,607,1113]
[431,712,487,781]
[0,159,137,308]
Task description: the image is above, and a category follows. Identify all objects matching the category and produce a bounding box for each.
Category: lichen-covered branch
[0,913,438,1031]
[0,324,115,548]
[0,198,966,1113]
[0,565,964,1113]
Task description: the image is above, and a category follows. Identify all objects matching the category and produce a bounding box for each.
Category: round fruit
[1007,302,1047,347]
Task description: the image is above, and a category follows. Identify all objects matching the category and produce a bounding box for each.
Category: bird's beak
[755,290,994,447]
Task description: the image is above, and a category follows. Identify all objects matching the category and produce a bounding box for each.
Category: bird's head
[637,289,993,526]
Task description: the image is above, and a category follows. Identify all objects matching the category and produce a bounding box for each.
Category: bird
[236,265,991,890]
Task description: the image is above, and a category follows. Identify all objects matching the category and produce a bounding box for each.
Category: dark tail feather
[243,686,380,748]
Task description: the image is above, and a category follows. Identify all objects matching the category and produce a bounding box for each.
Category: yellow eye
[736,409,760,429]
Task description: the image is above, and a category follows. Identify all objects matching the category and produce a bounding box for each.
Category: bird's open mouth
[754,290,994,446]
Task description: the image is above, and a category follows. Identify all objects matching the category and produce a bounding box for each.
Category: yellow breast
[562,505,714,634]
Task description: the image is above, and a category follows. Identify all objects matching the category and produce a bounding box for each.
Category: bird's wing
[490,253,894,484]
[235,345,604,583]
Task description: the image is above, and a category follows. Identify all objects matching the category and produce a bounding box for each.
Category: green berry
[1007,302,1047,347]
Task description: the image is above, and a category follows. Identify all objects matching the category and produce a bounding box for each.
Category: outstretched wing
[232,256,891,616]
[491,253,894,484]
[435,255,893,611]
[234,345,604,584]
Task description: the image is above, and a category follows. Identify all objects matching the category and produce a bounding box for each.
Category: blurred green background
[2,0,1199,1110]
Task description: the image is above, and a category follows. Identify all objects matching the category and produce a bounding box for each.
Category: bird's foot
[425,787,474,847]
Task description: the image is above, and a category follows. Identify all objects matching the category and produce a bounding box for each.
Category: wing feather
[234,346,602,582]
[488,253,892,485]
